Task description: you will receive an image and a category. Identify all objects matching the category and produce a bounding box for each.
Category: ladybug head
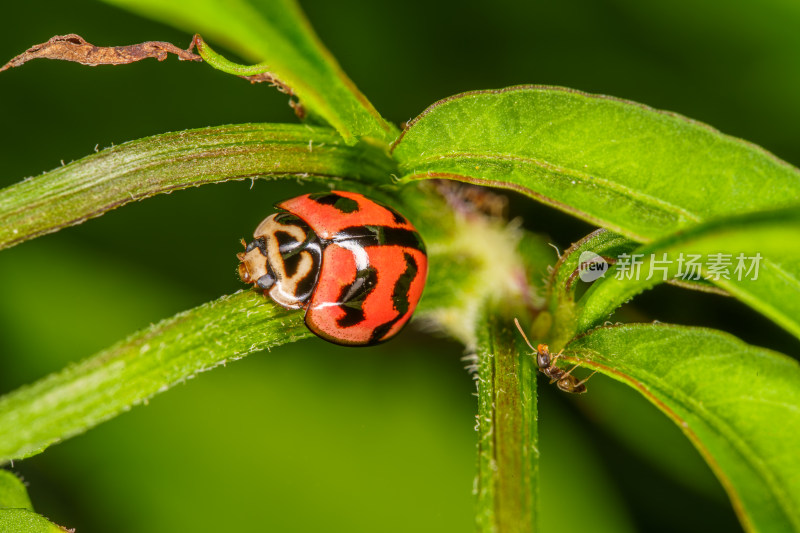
[238,213,322,309]
[237,237,272,288]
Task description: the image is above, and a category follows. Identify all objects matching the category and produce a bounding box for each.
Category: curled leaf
[188,34,303,117]
[189,35,282,86]
[0,33,200,72]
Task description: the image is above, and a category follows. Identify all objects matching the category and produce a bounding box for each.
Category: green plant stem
[0,123,395,251]
[0,291,310,464]
[475,307,539,532]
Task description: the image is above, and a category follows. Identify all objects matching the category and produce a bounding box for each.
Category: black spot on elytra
[333,226,425,252]
[309,192,360,213]
[392,253,418,316]
[368,252,419,343]
[336,266,378,328]
[384,205,408,225]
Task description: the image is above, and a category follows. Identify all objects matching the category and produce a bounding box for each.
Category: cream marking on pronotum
[259,215,314,308]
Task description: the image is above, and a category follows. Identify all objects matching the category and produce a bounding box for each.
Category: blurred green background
[2,0,799,531]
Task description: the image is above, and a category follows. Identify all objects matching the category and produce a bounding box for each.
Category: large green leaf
[392,86,800,242]
[0,123,394,251]
[577,208,800,339]
[565,324,800,533]
[100,0,396,143]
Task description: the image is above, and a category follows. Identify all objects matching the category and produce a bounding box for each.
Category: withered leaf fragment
[0,34,201,72]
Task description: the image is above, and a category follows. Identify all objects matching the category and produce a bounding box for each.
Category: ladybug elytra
[237,191,427,346]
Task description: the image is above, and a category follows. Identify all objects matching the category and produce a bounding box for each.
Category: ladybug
[237,191,428,346]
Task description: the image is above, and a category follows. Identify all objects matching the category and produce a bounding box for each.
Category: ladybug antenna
[514,318,535,352]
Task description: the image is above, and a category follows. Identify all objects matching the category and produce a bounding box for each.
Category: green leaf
[0,291,310,463]
[474,307,538,532]
[565,324,800,533]
[0,472,66,533]
[0,470,32,510]
[0,123,395,251]
[101,0,397,144]
[392,86,800,242]
[0,510,67,533]
[577,208,800,339]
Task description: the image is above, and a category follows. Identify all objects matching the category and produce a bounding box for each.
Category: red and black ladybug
[237,191,428,346]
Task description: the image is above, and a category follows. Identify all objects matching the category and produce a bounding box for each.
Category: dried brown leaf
[0,34,200,72]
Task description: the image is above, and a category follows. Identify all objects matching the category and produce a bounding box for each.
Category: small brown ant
[514,318,596,394]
